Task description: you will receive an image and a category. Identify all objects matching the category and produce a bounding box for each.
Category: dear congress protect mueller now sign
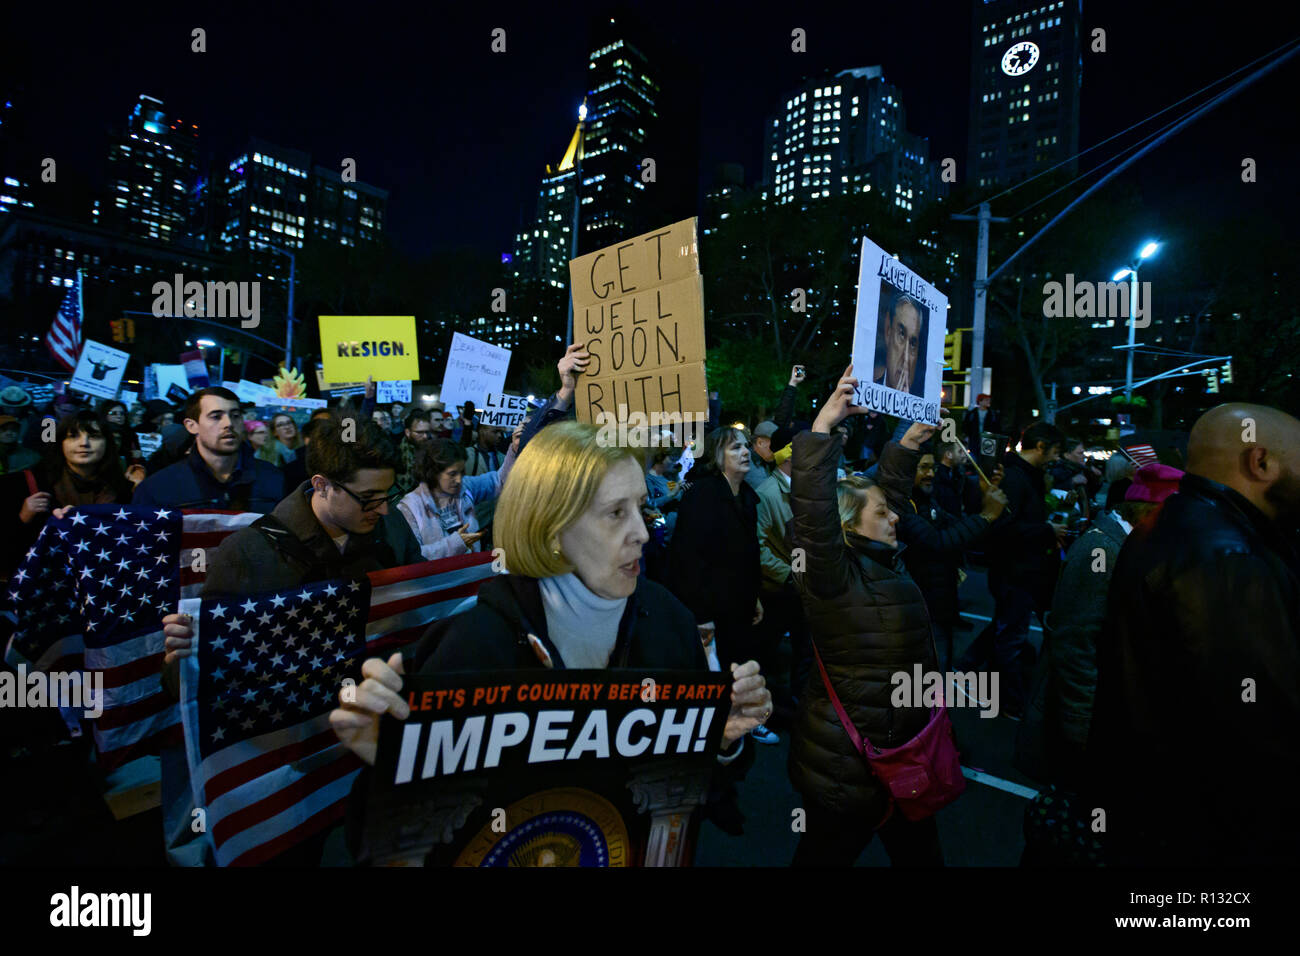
[319,315,421,383]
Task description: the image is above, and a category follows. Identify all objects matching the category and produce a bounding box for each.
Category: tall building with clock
[967,0,1082,191]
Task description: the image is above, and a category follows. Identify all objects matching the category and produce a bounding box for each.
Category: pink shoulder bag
[812,639,966,822]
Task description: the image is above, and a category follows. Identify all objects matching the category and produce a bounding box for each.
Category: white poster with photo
[69,339,130,400]
[150,364,191,402]
[849,238,947,426]
[478,392,528,429]
[377,380,412,404]
[439,332,510,415]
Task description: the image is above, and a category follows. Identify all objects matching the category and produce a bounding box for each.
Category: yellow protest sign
[568,218,707,424]
[318,315,420,383]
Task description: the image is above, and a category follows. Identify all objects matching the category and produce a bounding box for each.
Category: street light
[1113,239,1160,398]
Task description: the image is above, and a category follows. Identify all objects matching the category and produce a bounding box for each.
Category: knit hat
[1125,463,1183,503]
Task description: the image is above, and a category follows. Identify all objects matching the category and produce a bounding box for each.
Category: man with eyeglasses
[156,419,423,865]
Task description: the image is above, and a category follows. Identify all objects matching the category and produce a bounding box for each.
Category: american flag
[178,552,494,866]
[4,505,258,770]
[1123,443,1159,467]
[45,269,83,372]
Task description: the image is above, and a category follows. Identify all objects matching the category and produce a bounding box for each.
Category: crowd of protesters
[1,341,1297,869]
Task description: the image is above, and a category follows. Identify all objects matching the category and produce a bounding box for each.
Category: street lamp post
[251,239,296,371]
[1113,240,1160,399]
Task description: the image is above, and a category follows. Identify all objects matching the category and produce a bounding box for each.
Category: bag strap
[811,637,871,757]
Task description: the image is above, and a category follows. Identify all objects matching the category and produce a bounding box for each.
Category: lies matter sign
[569,218,708,425]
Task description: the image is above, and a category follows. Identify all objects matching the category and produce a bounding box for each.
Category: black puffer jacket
[878,444,993,627]
[1089,474,1300,865]
[788,433,936,819]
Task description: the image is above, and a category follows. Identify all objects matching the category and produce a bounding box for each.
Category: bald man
[1088,403,1300,866]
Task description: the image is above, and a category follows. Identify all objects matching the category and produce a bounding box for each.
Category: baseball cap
[754,421,778,438]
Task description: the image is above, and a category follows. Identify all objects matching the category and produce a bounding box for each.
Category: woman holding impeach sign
[330,422,774,841]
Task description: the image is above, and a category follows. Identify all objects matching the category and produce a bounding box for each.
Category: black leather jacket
[1088,473,1300,865]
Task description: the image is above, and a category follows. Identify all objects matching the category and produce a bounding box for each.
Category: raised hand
[812,364,871,434]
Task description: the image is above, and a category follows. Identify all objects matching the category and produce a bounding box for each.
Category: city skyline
[5,1,1297,264]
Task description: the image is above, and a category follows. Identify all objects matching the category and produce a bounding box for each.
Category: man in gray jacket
[755,425,810,725]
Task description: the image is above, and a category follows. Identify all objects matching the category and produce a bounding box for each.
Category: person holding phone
[396,436,516,560]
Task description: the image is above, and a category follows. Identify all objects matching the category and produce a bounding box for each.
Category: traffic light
[110,319,123,342]
[1221,360,1232,385]
[1206,369,1219,394]
[943,329,963,370]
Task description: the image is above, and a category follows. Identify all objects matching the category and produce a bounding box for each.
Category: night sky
[6,0,1299,259]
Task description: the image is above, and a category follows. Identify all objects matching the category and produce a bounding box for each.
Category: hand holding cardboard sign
[557,342,591,405]
[330,652,410,767]
[723,660,772,745]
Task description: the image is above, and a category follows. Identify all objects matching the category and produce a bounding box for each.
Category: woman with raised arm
[396,436,516,559]
[787,364,950,867]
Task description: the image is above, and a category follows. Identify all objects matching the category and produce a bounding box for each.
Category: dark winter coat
[132,443,285,513]
[961,406,1003,453]
[986,452,1058,587]
[787,433,936,820]
[933,462,982,518]
[1088,474,1300,865]
[879,447,994,627]
[1016,510,1127,789]
[666,471,761,647]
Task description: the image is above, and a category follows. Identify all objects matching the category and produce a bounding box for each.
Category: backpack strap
[251,513,325,578]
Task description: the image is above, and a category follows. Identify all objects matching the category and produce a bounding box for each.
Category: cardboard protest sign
[69,339,129,400]
[439,332,511,415]
[849,238,947,426]
[477,392,528,430]
[360,669,730,866]
[319,315,420,384]
[376,380,412,404]
[569,218,708,425]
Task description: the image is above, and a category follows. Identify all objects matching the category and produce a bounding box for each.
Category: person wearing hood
[787,365,946,866]
[132,387,285,512]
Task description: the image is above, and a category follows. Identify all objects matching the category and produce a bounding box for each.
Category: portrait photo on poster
[850,238,947,425]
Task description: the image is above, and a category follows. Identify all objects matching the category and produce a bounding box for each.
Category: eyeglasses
[332,482,402,513]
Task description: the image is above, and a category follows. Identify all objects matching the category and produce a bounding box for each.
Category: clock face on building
[1001,41,1040,76]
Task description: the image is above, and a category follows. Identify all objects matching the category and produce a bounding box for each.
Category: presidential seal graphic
[454,788,631,867]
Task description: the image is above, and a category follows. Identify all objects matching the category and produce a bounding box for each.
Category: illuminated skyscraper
[92,95,200,245]
[762,67,945,220]
[968,0,1082,190]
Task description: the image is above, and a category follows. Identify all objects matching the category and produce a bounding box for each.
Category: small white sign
[70,339,130,400]
[377,380,412,404]
[478,392,529,429]
[440,332,510,415]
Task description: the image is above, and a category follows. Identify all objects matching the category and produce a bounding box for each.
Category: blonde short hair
[495,420,644,578]
[836,475,878,540]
